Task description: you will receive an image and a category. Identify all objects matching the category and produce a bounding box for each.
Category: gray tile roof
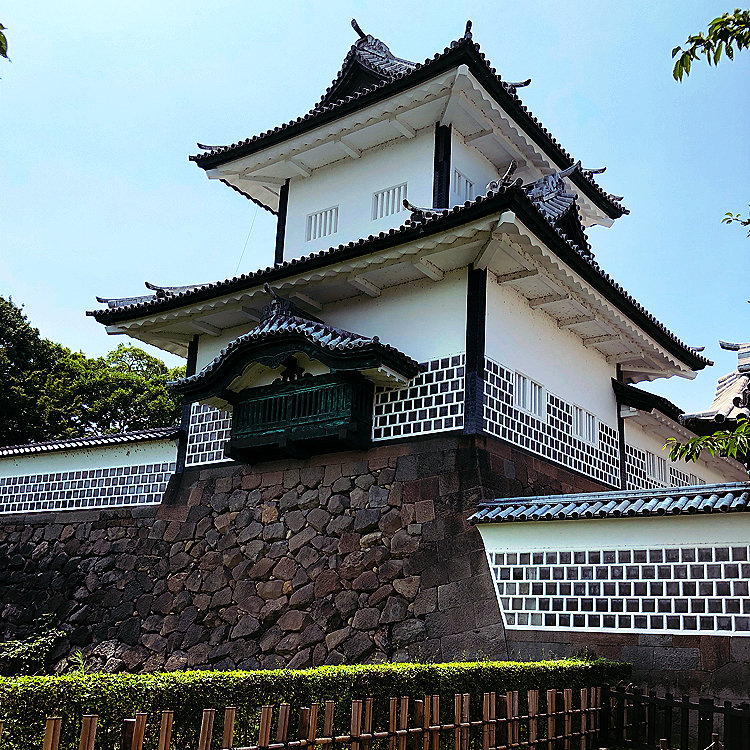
[87,184,712,372]
[682,341,750,428]
[189,30,627,219]
[0,427,179,458]
[468,482,750,524]
[171,289,420,390]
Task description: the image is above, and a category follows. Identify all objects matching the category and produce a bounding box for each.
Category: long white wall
[485,274,618,428]
[0,440,177,478]
[0,439,177,514]
[479,513,750,636]
[283,127,435,259]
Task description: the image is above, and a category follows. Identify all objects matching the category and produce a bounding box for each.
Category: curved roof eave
[191,40,626,220]
[88,187,709,373]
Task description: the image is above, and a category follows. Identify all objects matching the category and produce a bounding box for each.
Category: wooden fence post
[430,695,440,750]
[309,703,320,747]
[697,698,714,750]
[398,697,409,750]
[663,693,673,750]
[43,718,62,750]
[388,698,398,750]
[362,699,372,750]
[546,690,556,750]
[132,713,147,750]
[679,695,690,750]
[158,711,173,750]
[578,689,586,750]
[351,700,363,750]
[121,719,135,750]
[322,701,334,750]
[278,704,291,744]
[528,690,539,750]
[78,715,97,750]
[222,708,236,750]
[420,695,429,750]
[599,685,609,746]
[198,709,215,750]
[413,700,423,750]
[258,706,273,750]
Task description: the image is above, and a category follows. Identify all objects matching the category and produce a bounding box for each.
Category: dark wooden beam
[464,265,487,435]
[432,123,451,209]
[615,363,628,490]
[274,179,290,266]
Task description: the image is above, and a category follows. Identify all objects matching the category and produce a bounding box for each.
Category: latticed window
[372,183,407,220]
[645,451,668,484]
[572,405,597,445]
[514,372,545,420]
[306,206,339,241]
[452,169,474,203]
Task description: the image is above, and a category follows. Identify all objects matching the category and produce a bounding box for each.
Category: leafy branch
[672,8,750,80]
[665,418,750,465]
[723,205,750,236]
[0,22,7,61]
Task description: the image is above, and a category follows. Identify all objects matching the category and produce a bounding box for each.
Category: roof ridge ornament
[351,18,367,40]
[464,20,473,40]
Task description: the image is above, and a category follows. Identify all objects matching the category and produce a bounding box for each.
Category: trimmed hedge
[0,660,630,750]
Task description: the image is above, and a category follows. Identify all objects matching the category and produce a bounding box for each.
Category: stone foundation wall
[0,435,602,672]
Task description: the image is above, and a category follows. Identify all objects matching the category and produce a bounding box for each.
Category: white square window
[514,372,545,420]
[572,405,598,445]
[452,169,474,203]
[306,206,339,242]
[372,183,407,220]
[645,452,668,484]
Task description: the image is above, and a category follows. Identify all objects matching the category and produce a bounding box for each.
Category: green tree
[0,296,184,445]
[665,418,750,469]
[0,297,63,445]
[673,9,750,234]
[44,345,185,437]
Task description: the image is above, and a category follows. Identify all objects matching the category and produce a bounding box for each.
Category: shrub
[0,659,630,750]
[0,617,65,677]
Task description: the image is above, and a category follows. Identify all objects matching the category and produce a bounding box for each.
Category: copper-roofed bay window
[170,287,421,461]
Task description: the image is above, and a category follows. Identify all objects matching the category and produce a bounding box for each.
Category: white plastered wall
[196,323,253,372]
[478,513,750,553]
[283,127,435,259]
[485,274,618,429]
[0,440,178,479]
[624,418,744,485]
[450,133,500,206]
[324,268,467,363]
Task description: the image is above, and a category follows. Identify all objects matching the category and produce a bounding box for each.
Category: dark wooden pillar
[464,265,487,435]
[615,364,628,490]
[432,123,451,209]
[274,179,290,266]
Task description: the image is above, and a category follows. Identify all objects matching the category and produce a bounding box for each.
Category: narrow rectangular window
[452,169,474,203]
[306,206,339,242]
[571,405,598,445]
[645,452,668,484]
[514,372,545,420]
[372,183,407,220]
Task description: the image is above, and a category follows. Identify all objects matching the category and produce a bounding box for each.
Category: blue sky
[1,1,748,412]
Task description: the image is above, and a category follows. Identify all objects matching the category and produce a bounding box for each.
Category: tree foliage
[0,22,7,61]
[0,296,184,446]
[672,8,750,80]
[665,418,750,466]
[672,9,750,235]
